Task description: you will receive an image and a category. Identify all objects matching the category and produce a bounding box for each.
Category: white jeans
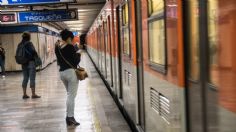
[60,69,78,117]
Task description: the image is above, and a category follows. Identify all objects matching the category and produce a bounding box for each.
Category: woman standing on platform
[55,29,80,126]
[20,32,41,99]
[0,43,6,78]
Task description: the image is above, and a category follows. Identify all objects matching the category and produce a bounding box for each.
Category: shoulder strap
[58,46,76,69]
[22,42,33,56]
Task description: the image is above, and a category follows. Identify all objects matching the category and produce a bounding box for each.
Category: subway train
[0,24,59,71]
[86,0,236,132]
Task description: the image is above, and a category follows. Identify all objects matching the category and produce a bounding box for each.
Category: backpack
[15,42,32,64]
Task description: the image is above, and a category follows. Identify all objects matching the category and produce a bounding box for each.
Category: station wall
[0,24,60,71]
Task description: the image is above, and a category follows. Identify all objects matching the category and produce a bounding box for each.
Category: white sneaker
[2,75,5,78]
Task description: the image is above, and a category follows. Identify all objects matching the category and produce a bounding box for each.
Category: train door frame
[183,0,211,132]
[97,28,100,67]
[116,5,124,101]
[118,0,133,110]
[108,16,114,87]
[98,26,102,71]
[135,0,145,130]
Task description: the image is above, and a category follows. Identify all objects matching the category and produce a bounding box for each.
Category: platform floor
[0,53,131,132]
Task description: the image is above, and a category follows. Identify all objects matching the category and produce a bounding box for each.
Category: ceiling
[65,0,106,34]
[0,0,106,34]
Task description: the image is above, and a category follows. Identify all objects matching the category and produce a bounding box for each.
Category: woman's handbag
[58,47,88,80]
[75,67,88,80]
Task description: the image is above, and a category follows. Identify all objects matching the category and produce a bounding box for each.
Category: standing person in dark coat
[55,29,80,126]
[20,32,41,99]
[0,43,5,78]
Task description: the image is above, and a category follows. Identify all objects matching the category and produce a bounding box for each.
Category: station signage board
[18,9,78,23]
[0,13,17,24]
[0,0,74,6]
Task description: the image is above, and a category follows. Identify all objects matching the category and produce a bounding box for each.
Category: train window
[148,0,164,16]
[121,3,130,56]
[149,19,165,65]
[207,0,219,86]
[123,28,130,55]
[148,0,166,72]
[122,3,129,26]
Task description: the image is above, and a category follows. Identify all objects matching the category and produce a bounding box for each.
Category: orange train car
[86,0,236,132]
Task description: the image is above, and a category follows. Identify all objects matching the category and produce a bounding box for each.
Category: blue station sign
[18,9,78,23]
[0,0,74,5]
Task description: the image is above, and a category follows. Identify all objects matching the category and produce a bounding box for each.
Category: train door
[108,16,114,88]
[97,28,100,67]
[104,19,112,86]
[116,6,123,101]
[101,24,106,76]
[120,0,137,123]
[103,22,108,79]
[99,26,103,72]
[184,1,204,132]
[184,0,236,132]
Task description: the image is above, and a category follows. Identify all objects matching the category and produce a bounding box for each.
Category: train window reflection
[188,0,200,81]
[148,0,164,16]
[149,19,165,65]
[121,3,130,56]
[148,0,166,70]
[207,1,236,131]
[208,0,219,87]
[123,28,130,55]
[122,3,129,25]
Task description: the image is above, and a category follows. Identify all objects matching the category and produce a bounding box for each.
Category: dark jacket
[0,47,5,60]
[22,41,37,61]
[55,44,80,71]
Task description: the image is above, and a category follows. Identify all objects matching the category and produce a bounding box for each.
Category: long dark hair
[60,29,74,41]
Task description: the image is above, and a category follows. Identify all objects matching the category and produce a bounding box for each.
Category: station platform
[0,52,131,132]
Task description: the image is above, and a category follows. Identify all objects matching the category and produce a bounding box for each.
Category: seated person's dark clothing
[55,44,80,71]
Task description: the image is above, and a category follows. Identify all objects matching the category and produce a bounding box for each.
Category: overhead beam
[0,1,105,10]
[0,5,104,12]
